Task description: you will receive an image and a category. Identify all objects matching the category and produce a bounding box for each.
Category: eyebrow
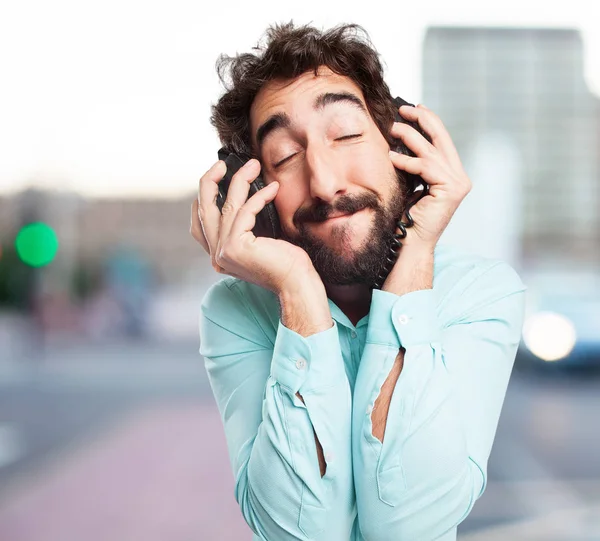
[255,91,368,154]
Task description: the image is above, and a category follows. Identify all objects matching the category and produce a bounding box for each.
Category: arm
[200,277,354,540]
[370,246,434,442]
[280,285,333,478]
[351,247,526,541]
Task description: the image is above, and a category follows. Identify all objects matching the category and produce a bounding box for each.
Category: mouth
[313,207,367,226]
[325,211,354,221]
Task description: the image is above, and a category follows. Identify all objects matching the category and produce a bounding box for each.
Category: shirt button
[366,404,373,415]
[350,330,357,339]
[397,314,410,325]
[324,451,334,462]
[295,358,306,370]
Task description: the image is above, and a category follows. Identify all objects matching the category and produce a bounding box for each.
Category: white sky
[0,0,598,198]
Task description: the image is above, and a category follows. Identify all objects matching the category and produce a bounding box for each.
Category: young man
[190,22,526,541]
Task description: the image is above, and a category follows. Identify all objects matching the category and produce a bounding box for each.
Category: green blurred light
[15,222,59,267]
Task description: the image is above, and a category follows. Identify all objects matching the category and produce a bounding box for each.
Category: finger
[219,158,261,243]
[398,105,463,168]
[198,160,227,254]
[390,121,436,157]
[190,198,210,253]
[228,181,279,240]
[388,150,425,177]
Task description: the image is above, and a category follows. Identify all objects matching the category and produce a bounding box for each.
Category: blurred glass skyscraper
[423,27,600,269]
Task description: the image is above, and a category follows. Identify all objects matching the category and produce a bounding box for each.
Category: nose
[305,146,347,204]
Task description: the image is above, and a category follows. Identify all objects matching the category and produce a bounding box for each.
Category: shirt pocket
[298,482,328,538]
[376,453,407,507]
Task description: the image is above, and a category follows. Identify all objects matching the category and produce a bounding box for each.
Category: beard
[280,170,408,290]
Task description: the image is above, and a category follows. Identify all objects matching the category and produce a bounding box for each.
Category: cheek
[274,188,302,229]
[347,146,394,190]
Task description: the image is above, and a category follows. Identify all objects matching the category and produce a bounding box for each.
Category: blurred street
[0,341,598,541]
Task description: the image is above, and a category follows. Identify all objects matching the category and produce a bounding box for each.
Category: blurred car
[516,267,600,371]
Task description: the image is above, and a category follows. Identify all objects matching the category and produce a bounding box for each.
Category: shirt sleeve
[199,278,355,541]
[351,261,527,541]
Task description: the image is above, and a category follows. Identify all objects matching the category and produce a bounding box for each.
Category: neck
[324,282,373,327]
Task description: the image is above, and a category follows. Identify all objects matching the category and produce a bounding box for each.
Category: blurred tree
[71,260,103,300]
[0,242,34,311]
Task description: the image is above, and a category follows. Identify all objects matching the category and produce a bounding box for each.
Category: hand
[388,104,472,250]
[190,158,320,295]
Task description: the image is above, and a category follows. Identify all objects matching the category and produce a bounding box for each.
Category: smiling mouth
[313,208,366,225]
[326,212,353,220]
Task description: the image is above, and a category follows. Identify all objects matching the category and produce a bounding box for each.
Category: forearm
[370,347,404,442]
[351,295,476,541]
[257,279,353,537]
[278,278,333,337]
[201,277,355,540]
[279,280,333,476]
[295,391,327,476]
[351,256,526,541]
[243,374,353,539]
[381,242,434,296]
[372,244,434,442]
[353,337,485,541]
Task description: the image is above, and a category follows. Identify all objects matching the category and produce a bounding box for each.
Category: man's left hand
[388,104,472,251]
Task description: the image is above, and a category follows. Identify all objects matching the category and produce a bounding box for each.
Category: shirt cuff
[270,319,346,395]
[366,288,442,347]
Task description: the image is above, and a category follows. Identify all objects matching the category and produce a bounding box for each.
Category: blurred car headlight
[522,311,577,362]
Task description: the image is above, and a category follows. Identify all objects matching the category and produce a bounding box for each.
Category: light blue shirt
[199,243,527,541]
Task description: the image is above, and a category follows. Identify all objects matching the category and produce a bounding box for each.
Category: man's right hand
[190,158,321,296]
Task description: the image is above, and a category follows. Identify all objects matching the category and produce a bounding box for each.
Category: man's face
[250,66,406,288]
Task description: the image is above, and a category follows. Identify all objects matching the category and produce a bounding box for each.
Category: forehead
[250,66,366,134]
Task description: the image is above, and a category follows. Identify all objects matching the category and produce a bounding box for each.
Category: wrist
[382,242,435,296]
[397,240,436,257]
[278,280,333,337]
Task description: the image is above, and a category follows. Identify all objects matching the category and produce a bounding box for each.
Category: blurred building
[0,188,220,342]
[0,189,202,288]
[423,27,600,268]
[0,195,19,237]
[76,195,200,285]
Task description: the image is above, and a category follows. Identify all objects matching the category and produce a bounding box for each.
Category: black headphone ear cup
[391,97,432,154]
[390,96,430,203]
[249,174,282,239]
[216,147,282,239]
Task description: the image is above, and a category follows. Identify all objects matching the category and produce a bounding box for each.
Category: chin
[336,230,370,256]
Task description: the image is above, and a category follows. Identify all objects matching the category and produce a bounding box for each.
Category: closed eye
[335,133,362,141]
[273,134,363,169]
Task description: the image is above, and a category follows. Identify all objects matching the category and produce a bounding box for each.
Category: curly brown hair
[209,21,398,158]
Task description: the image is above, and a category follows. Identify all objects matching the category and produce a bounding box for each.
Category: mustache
[295,193,380,224]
